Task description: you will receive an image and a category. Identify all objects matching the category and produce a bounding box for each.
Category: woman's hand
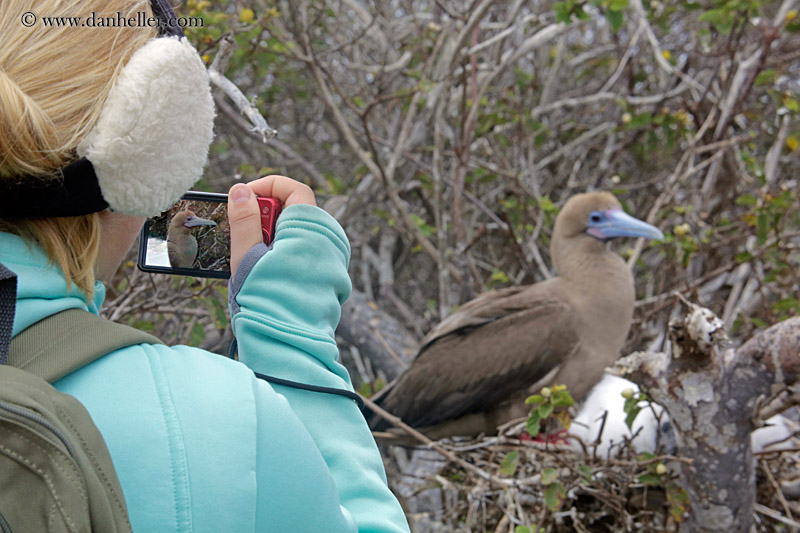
[227,175,317,278]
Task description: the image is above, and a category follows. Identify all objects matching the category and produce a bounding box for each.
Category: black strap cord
[228,338,364,410]
[255,372,365,411]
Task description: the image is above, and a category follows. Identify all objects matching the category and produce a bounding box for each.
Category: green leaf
[410,214,434,237]
[268,40,289,53]
[539,402,554,419]
[773,298,799,314]
[526,410,541,437]
[578,464,592,483]
[539,196,559,213]
[554,1,574,23]
[500,451,520,476]
[238,163,256,175]
[115,277,129,292]
[606,9,624,32]
[189,321,206,346]
[608,0,628,10]
[698,8,735,34]
[491,269,510,283]
[133,320,154,331]
[542,467,559,484]
[735,193,758,206]
[525,394,545,405]
[624,403,643,430]
[734,251,753,263]
[756,212,770,244]
[555,410,571,430]
[515,527,531,533]
[754,69,776,86]
[771,190,793,209]
[551,390,575,408]
[626,112,654,129]
[638,473,662,485]
[666,482,690,522]
[544,481,566,511]
[205,297,229,330]
[623,394,646,424]
[357,382,373,397]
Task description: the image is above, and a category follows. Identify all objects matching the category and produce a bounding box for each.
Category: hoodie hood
[0,232,105,336]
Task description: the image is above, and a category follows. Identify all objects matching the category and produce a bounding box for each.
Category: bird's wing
[380,283,583,429]
[419,285,532,348]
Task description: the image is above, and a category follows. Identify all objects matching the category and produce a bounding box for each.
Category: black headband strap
[0,158,108,218]
[150,0,185,38]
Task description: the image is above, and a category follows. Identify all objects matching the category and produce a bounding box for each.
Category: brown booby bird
[166,210,217,268]
[371,192,664,438]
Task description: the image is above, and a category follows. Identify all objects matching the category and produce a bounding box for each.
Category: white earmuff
[77,36,215,217]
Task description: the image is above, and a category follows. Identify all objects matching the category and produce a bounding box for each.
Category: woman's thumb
[228,184,263,278]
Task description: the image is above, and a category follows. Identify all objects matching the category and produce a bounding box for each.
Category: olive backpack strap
[0,264,15,365]
[8,308,163,382]
[0,262,163,532]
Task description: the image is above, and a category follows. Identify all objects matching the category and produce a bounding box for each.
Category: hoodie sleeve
[229,204,409,533]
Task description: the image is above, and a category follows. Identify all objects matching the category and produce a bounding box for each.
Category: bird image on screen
[144,199,230,272]
[370,191,664,439]
[167,210,217,267]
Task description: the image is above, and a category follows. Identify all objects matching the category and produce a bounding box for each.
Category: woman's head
[0,0,157,296]
[0,0,158,178]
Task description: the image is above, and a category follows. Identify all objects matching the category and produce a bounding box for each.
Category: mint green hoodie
[1,204,409,532]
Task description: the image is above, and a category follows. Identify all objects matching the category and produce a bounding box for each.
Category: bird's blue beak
[184,216,216,228]
[586,209,664,241]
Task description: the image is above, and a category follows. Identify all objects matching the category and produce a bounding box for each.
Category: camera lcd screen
[137,192,231,279]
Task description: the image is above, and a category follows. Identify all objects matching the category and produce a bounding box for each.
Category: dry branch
[616,299,800,532]
[208,35,277,143]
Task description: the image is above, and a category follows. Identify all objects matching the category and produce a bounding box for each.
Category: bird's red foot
[520,428,570,445]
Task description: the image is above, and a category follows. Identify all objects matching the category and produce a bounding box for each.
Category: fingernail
[232,186,252,204]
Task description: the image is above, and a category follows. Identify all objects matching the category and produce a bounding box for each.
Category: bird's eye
[590,213,602,223]
[185,216,193,221]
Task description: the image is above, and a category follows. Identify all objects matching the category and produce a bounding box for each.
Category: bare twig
[208,35,277,142]
[364,395,517,486]
[765,115,791,184]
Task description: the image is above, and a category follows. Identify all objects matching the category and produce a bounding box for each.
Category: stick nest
[384,428,800,532]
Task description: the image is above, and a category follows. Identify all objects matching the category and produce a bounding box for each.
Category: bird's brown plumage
[373,192,661,438]
[167,210,216,268]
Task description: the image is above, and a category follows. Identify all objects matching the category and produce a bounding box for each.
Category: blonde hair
[0,0,157,297]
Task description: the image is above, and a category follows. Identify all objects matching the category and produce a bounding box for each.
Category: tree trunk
[616,302,800,532]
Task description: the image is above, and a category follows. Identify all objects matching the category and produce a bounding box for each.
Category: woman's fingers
[227,175,317,277]
[245,175,317,207]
